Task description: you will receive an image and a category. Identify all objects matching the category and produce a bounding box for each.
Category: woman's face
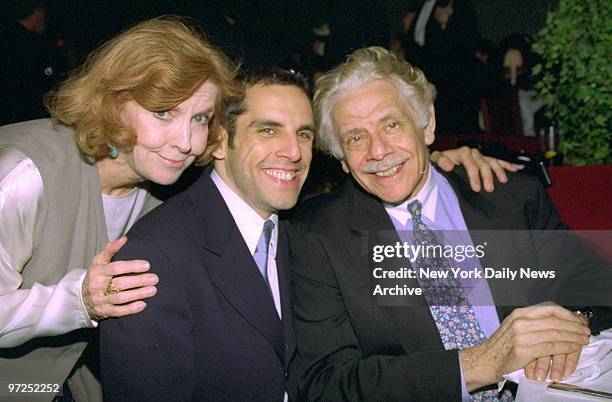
[120,80,218,185]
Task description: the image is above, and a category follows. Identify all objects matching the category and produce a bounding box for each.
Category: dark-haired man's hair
[240,68,310,97]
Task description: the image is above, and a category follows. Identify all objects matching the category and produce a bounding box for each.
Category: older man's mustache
[361,155,410,174]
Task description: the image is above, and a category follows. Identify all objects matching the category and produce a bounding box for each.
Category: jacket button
[284,344,289,350]
[284,371,289,378]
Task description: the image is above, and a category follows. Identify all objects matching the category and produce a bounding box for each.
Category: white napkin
[500,329,612,392]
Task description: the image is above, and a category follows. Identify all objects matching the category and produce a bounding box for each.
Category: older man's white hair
[313,46,437,160]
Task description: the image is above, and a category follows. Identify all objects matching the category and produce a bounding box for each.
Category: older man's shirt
[384,165,500,400]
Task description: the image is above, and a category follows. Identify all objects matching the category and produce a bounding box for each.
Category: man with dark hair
[100,69,314,401]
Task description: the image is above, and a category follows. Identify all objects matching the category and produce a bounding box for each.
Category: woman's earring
[109,146,119,159]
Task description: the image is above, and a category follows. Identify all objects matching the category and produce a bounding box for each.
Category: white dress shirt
[384,165,500,401]
[211,169,282,318]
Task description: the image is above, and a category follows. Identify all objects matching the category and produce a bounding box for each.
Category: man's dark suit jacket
[100,168,296,401]
[289,169,612,401]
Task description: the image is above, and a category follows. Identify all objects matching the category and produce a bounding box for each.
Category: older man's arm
[290,226,461,401]
[519,173,612,382]
[461,173,610,389]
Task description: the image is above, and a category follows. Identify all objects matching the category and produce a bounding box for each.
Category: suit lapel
[345,179,443,351]
[188,168,285,362]
[346,179,390,292]
[276,225,296,369]
[342,172,528,350]
[441,169,528,319]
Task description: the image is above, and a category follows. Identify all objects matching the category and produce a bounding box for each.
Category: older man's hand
[523,310,590,382]
[432,146,520,192]
[460,304,590,392]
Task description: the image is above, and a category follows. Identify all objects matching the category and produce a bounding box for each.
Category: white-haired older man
[289,47,611,401]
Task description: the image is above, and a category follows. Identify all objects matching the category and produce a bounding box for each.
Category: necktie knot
[257,220,275,254]
[254,220,275,283]
[407,200,423,223]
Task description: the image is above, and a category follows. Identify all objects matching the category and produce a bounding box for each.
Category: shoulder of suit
[126,189,196,241]
[290,181,354,231]
[446,167,545,203]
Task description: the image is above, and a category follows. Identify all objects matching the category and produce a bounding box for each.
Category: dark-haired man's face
[213,84,314,218]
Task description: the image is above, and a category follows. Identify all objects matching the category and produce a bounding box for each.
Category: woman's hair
[46,16,239,165]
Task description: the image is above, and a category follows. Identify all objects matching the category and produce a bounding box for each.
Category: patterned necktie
[408,200,512,401]
[253,220,275,286]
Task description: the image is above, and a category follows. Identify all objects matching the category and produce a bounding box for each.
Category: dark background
[0,0,558,66]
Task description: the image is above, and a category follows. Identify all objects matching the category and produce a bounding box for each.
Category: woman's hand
[81,237,158,320]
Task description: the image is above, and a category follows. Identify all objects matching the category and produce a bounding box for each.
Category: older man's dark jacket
[289,169,612,401]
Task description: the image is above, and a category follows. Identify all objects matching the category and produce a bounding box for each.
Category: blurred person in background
[401,0,482,134]
[0,0,73,126]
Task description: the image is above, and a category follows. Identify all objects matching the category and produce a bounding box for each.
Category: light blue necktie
[253,220,275,286]
[408,200,513,401]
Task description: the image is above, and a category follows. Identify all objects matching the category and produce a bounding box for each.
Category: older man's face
[331,79,435,204]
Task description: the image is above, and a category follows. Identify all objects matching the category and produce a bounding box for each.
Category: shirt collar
[384,163,438,225]
[211,169,279,254]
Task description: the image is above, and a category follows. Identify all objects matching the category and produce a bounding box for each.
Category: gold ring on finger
[104,279,121,296]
